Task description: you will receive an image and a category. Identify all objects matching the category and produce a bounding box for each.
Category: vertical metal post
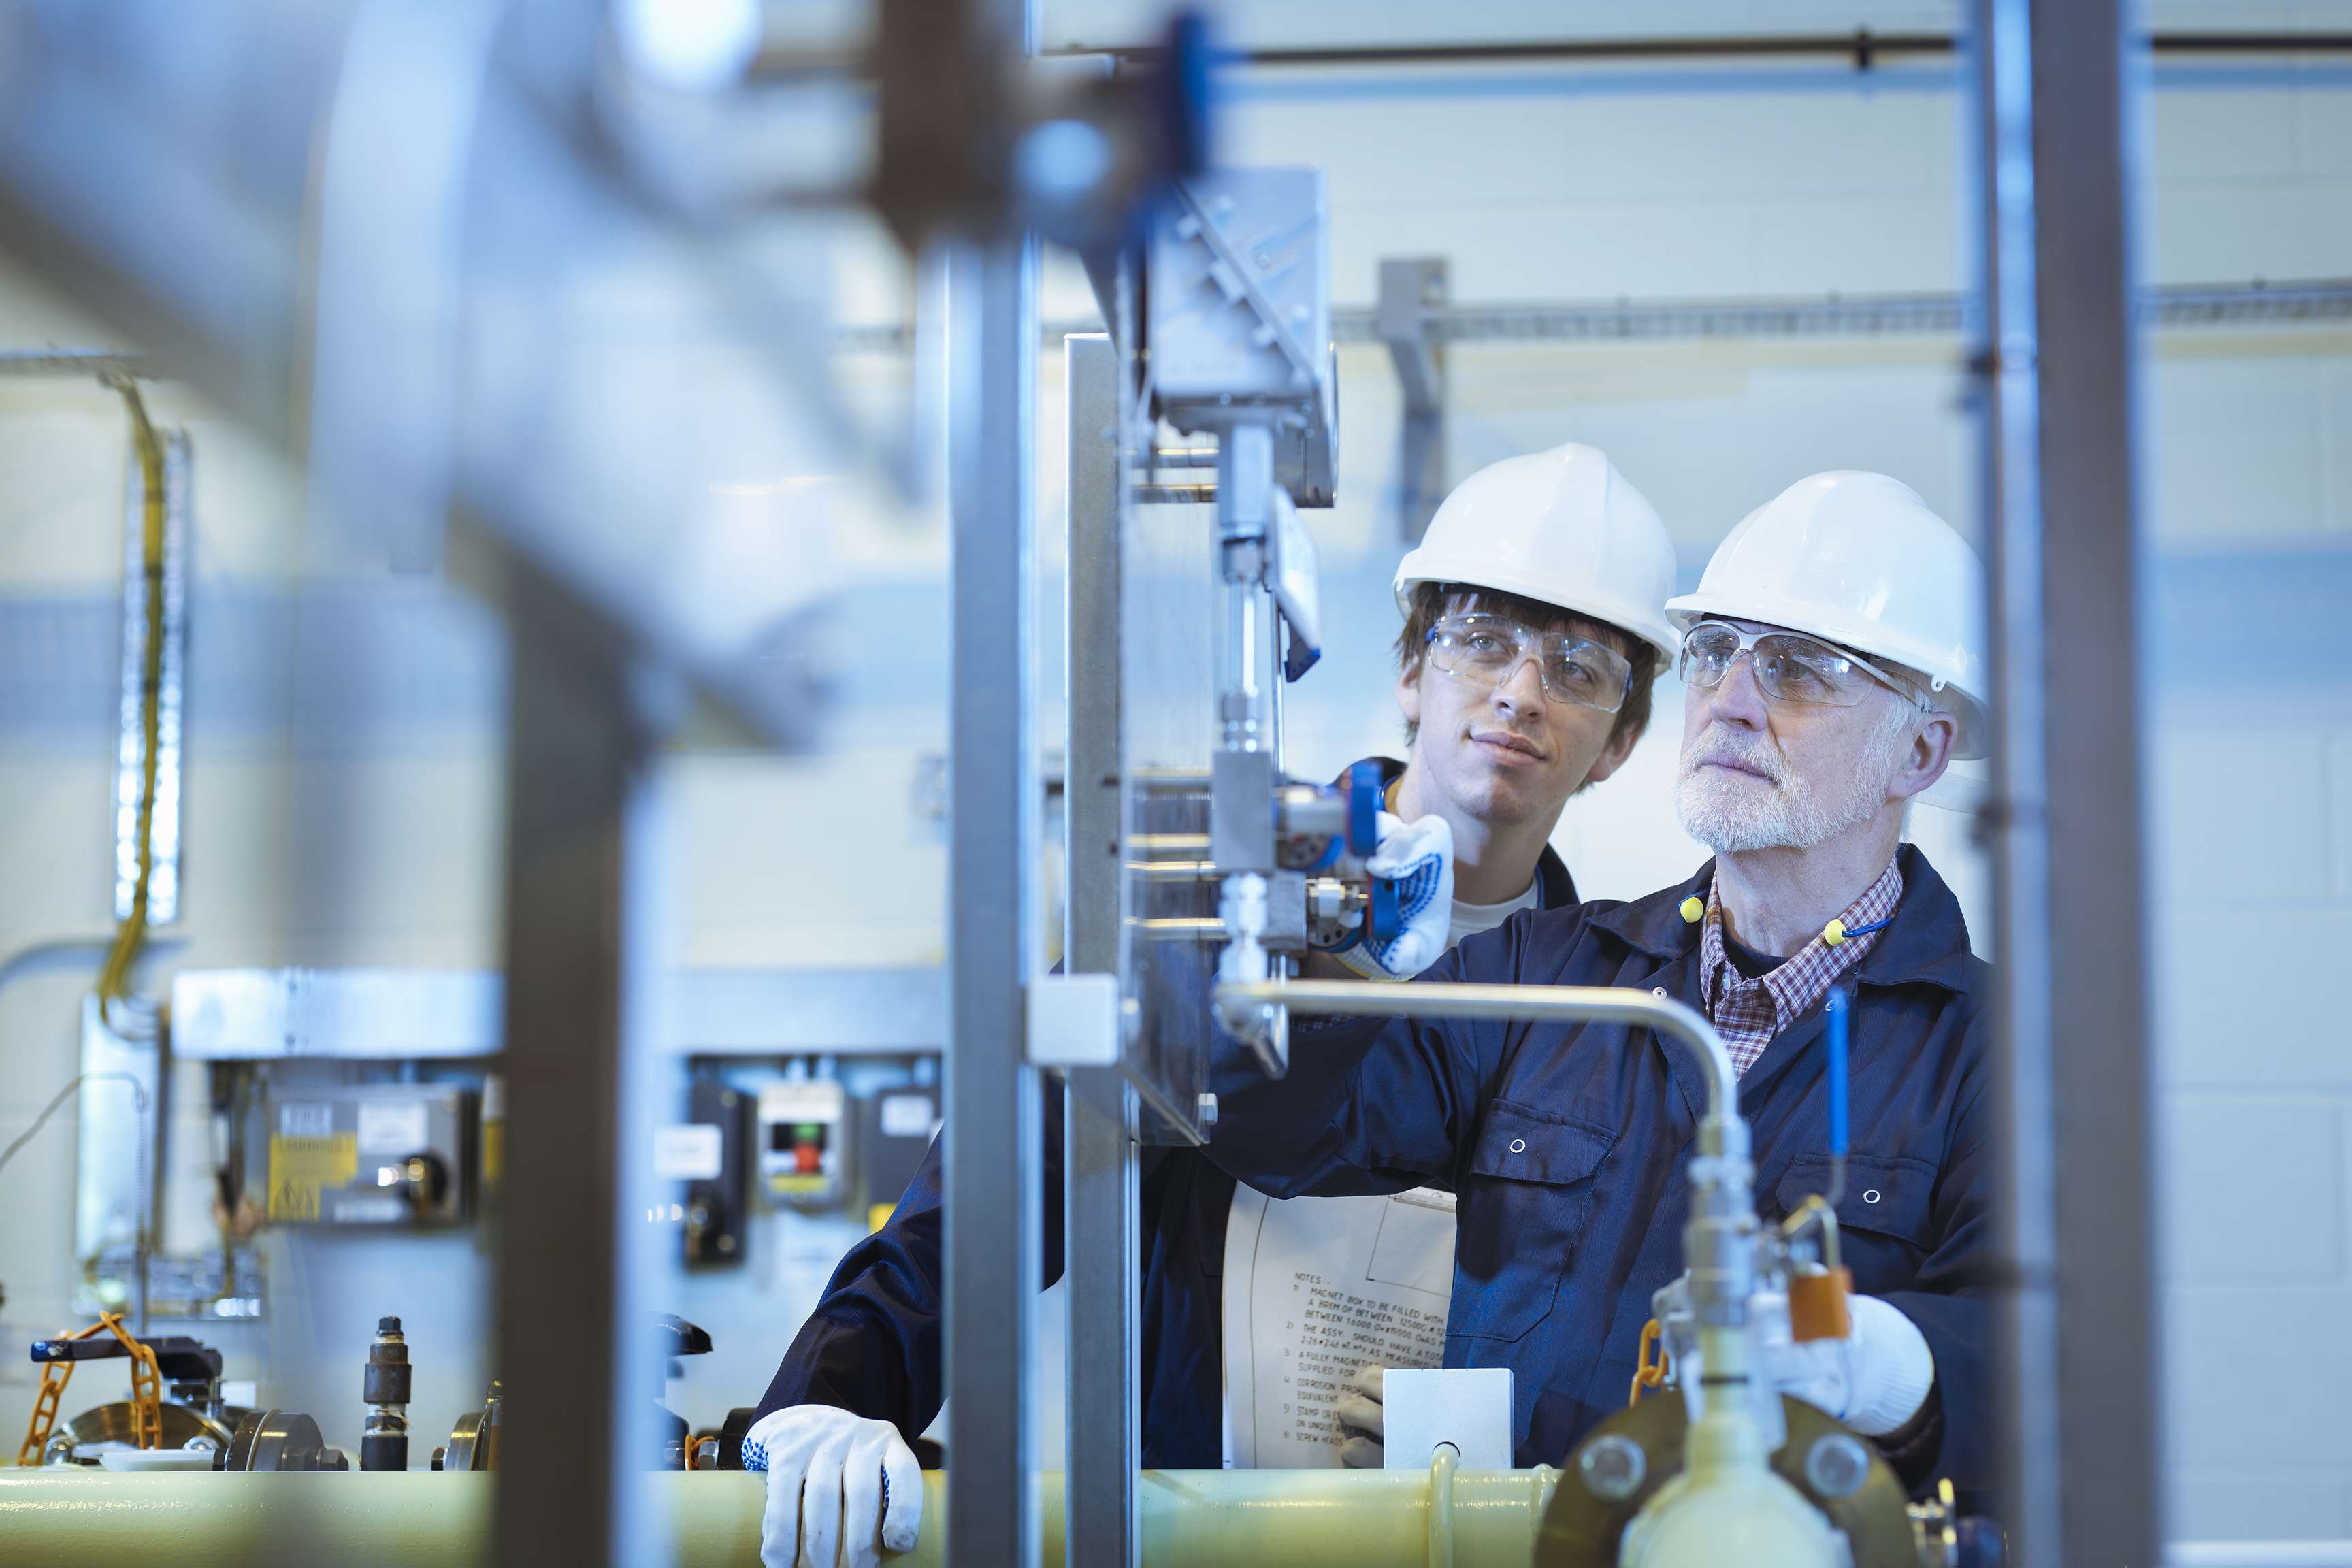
[494,557,668,1565]
[1976,1,2157,1561]
[944,235,1042,1567]
[1064,333,1140,1568]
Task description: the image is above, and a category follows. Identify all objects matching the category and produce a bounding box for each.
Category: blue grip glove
[1335,812,1454,981]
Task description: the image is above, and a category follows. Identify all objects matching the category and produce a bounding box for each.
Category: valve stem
[361,1316,411,1471]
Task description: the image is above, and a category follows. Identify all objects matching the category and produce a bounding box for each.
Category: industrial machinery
[432,1379,502,1474]
[20,1318,235,1466]
[651,1316,715,1470]
[216,1409,350,1472]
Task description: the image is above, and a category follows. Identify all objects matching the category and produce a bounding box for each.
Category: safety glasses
[1424,612,1632,714]
[1678,620,1925,710]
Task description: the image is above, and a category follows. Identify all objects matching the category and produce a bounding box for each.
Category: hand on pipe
[743,1405,921,1568]
[1333,1364,1387,1468]
[1333,813,1454,981]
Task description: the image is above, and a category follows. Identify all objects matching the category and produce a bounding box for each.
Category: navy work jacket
[1203,845,1992,1486]
[754,757,1578,1467]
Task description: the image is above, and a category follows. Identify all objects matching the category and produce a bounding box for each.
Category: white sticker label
[878,1094,937,1140]
[279,1102,334,1139]
[330,1193,408,1224]
[758,1079,845,1126]
[653,1123,725,1181]
[356,1100,430,1155]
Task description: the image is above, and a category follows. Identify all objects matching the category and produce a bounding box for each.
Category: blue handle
[1824,985,1850,1158]
[1366,872,1400,950]
[1345,760,1383,858]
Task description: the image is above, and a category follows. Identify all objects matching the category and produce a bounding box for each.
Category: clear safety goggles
[1424,612,1633,715]
[1678,620,1927,710]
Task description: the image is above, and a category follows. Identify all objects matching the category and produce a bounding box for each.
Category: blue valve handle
[1345,760,1383,858]
[1365,870,1401,950]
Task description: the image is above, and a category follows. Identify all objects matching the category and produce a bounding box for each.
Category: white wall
[0,6,2347,1535]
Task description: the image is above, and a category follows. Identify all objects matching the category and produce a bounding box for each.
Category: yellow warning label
[268,1133,358,1222]
[481,1119,504,1192]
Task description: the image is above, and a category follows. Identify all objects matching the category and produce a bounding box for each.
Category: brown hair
[1394,582,1661,764]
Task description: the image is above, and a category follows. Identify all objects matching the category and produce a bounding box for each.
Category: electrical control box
[758,1079,847,1209]
[858,1085,940,1222]
[265,1085,470,1226]
[654,1078,751,1268]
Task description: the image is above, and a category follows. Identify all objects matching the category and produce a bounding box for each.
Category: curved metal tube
[1215,979,1740,1144]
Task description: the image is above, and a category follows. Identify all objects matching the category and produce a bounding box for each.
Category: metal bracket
[1375,257,1448,544]
[1027,973,1122,1068]
[1147,169,1338,508]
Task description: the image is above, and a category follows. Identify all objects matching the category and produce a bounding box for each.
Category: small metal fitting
[1803,1431,1872,1499]
[1196,1092,1219,1129]
[1577,1433,1646,1501]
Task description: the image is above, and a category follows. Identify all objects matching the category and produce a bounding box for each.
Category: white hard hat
[1666,471,1989,758]
[1393,442,1678,662]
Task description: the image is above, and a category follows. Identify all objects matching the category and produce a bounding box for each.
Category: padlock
[1788,1267,1852,1343]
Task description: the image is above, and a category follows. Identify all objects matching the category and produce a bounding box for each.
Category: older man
[1203,470,1993,1491]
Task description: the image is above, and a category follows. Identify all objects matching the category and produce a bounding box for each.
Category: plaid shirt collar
[1698,856,1906,1076]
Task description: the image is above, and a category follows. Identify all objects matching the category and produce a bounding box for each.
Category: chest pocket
[1451,1100,1616,1343]
[1775,1152,1938,1294]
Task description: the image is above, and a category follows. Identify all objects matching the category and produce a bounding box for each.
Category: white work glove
[1754,1291,1935,1437]
[1333,812,1454,981]
[743,1405,922,1568]
[1333,1364,1386,1468]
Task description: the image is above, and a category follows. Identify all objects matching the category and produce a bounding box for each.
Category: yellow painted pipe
[0,1465,1562,1566]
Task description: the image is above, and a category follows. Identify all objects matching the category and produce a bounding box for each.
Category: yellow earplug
[1822,918,1848,946]
[1680,896,1704,924]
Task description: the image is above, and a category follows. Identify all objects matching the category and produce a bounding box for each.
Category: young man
[1199,470,1993,1493]
[742,442,1678,1568]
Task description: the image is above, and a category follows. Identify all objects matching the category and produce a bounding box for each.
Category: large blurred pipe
[0,0,853,745]
[0,1467,1563,1565]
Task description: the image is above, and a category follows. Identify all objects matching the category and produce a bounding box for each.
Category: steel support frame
[1064,332,1141,1567]
[943,234,1045,1566]
[493,554,670,1565]
[1976,0,2159,1561]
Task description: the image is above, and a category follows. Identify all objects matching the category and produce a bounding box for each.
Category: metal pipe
[1215,979,1737,1134]
[0,1466,1565,1566]
[1059,29,2352,69]
[1127,861,1220,881]
[834,277,2352,355]
[0,350,150,378]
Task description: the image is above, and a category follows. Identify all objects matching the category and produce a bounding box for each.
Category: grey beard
[1676,727,1899,853]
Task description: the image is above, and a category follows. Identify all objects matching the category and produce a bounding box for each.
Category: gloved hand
[1334,813,1454,981]
[743,1404,922,1568]
[1754,1291,1935,1437]
[1333,1365,1386,1468]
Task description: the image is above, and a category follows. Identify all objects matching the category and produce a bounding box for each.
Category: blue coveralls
[753,757,1579,1467]
[1201,845,1991,1485]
